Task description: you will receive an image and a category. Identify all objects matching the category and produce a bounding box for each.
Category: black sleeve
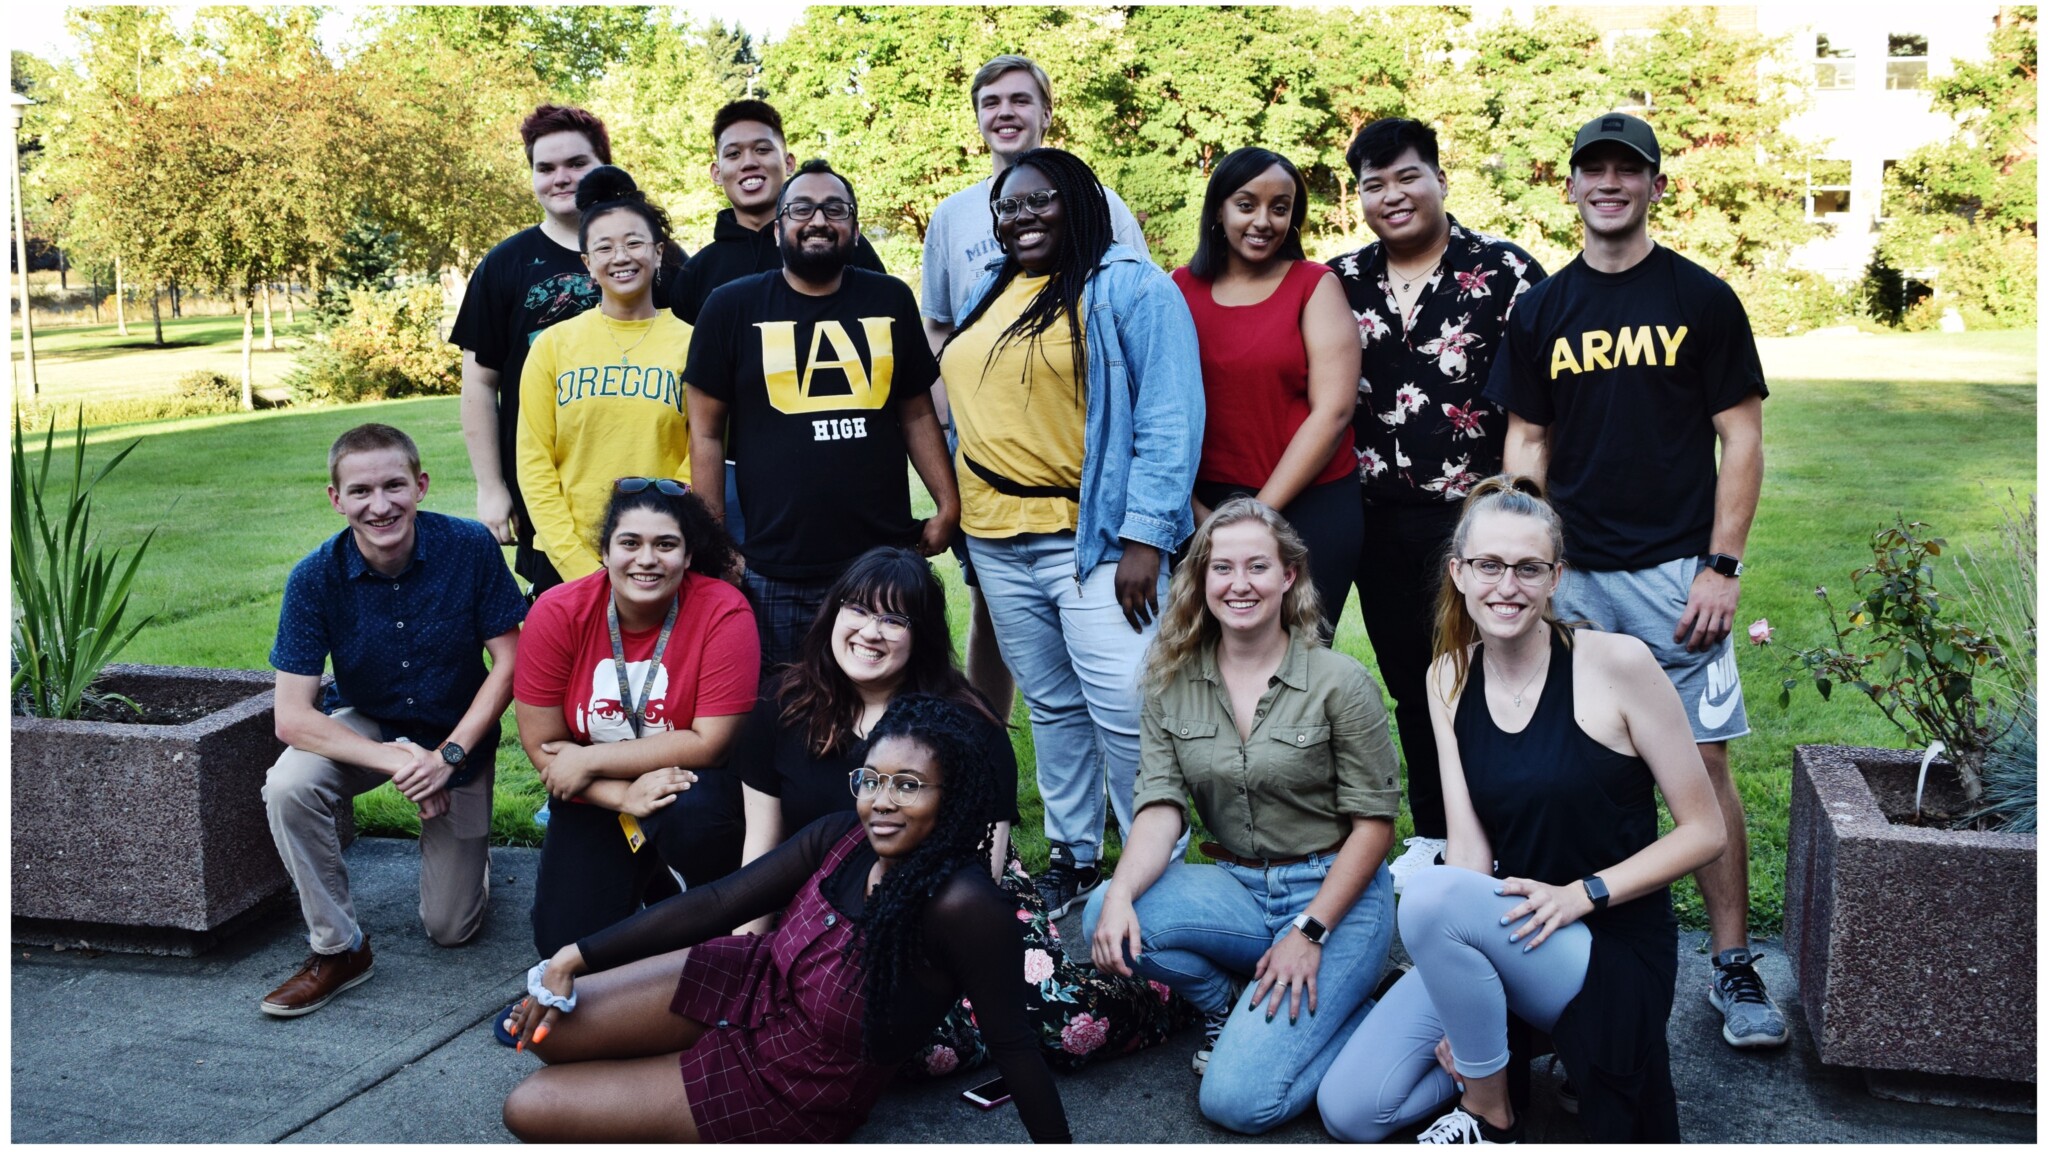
[449,247,508,367]
[576,812,855,971]
[889,283,939,399]
[925,874,1071,1142]
[669,257,709,326]
[682,286,740,403]
[736,694,786,797]
[1699,280,1769,410]
[852,233,888,274]
[1482,283,1554,424]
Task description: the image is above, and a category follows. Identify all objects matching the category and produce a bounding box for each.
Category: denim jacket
[956,242,1204,579]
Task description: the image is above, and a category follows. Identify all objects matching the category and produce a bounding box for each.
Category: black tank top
[1454,628,1673,939]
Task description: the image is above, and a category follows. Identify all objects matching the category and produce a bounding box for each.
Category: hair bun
[574,165,640,212]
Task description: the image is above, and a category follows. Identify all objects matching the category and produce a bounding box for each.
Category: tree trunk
[240,295,255,411]
[283,276,296,324]
[90,268,101,324]
[57,249,67,291]
[114,256,129,337]
[171,278,182,318]
[261,282,276,350]
[150,284,163,346]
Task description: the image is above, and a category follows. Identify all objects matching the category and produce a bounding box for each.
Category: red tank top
[1174,259,1356,490]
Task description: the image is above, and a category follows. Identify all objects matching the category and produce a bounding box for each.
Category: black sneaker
[1416,1105,1520,1144]
[1032,843,1101,919]
[1191,1007,1230,1075]
[1709,947,1789,1048]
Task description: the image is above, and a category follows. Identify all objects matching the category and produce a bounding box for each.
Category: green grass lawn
[30,330,2037,935]
[11,312,317,405]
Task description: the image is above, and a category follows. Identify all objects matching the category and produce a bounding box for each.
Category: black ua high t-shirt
[685,268,940,580]
[1483,245,1767,571]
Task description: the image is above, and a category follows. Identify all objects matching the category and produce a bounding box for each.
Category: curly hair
[946,147,1114,404]
[776,547,1001,758]
[593,483,736,580]
[1143,497,1323,691]
[849,694,1003,1060]
[1429,473,1574,700]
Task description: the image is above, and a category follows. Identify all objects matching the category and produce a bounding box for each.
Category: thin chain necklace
[1485,650,1548,708]
[602,312,656,366]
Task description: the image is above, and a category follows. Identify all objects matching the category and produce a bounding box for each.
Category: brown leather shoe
[261,935,374,1017]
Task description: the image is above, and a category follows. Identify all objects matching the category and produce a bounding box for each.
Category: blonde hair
[1143,498,1323,691]
[1430,474,1573,699]
[970,55,1054,109]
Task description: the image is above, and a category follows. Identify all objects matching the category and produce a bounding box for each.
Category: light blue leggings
[1317,865,1591,1142]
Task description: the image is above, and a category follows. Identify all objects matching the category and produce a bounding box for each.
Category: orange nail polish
[533,1024,550,1045]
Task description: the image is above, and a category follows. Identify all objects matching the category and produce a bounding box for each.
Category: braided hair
[574,165,686,302]
[946,147,1115,403]
[849,694,1003,1060]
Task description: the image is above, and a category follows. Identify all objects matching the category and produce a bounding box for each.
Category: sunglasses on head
[614,477,690,497]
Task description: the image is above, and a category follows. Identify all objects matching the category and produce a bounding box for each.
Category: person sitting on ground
[1085,497,1399,1135]
[500,694,1072,1143]
[1315,475,1726,1143]
[260,422,525,1017]
[513,480,757,965]
[517,165,694,598]
[734,545,1190,1076]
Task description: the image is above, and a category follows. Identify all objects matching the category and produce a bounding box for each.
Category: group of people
[255,51,1781,1146]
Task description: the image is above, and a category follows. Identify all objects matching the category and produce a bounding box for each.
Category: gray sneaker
[1709,947,1789,1048]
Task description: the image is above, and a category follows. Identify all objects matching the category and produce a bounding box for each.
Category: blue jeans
[722,459,746,546]
[966,532,1163,867]
[1084,857,1394,1134]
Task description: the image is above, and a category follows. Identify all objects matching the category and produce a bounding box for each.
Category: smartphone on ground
[960,1075,1011,1109]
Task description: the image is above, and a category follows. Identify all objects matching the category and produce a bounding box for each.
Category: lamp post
[9,91,35,397]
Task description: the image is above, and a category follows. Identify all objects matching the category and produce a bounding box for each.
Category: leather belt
[1198,839,1347,869]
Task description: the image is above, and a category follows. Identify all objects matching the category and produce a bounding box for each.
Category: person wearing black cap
[1484,111,1781,1056]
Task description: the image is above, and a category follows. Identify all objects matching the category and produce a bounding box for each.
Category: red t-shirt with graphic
[515,569,759,742]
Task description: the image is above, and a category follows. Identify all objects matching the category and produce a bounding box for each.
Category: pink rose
[1748,618,1773,645]
[1149,980,1173,1003]
[1017,908,1034,922]
[1022,947,1056,985]
[924,1045,958,1075]
[1060,1013,1109,1055]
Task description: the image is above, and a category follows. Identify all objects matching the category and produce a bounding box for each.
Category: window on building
[1887,33,1929,90]
[1808,160,1854,218]
[1813,32,1857,90]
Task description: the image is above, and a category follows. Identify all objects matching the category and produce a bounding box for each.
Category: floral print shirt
[1330,215,1546,503]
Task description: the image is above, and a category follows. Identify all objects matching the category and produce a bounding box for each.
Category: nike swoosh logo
[1698,657,1743,730]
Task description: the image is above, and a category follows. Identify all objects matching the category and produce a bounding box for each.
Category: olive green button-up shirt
[1133,633,1401,861]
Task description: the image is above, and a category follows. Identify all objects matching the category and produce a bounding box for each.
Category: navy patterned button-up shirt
[1330,215,1546,504]
[270,511,527,744]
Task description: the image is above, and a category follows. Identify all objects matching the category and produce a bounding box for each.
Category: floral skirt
[901,848,1198,1080]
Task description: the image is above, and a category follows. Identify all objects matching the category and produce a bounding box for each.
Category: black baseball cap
[1569,112,1661,169]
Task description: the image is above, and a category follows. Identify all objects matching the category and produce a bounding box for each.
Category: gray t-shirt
[920,176,1151,325]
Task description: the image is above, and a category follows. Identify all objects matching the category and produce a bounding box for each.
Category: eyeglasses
[586,238,652,260]
[1458,557,1561,586]
[992,189,1060,221]
[849,768,942,804]
[615,477,690,496]
[840,601,913,638]
[780,199,855,222]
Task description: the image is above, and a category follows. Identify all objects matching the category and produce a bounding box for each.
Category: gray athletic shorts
[1554,554,1749,743]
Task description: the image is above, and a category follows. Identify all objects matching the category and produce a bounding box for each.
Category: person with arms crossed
[1485,112,1779,1051]
[920,54,1151,721]
[669,99,888,546]
[1328,118,1546,893]
[260,423,525,1016]
[685,161,959,670]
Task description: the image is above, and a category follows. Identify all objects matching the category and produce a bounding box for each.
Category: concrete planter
[10,664,339,952]
[1785,744,2037,1083]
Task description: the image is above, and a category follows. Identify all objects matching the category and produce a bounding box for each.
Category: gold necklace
[603,314,656,366]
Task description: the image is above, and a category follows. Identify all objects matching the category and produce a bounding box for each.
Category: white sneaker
[1388,837,1447,895]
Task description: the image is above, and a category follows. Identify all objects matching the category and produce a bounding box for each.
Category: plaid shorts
[741,567,839,673]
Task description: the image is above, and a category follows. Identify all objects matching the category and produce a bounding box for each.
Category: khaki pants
[263,708,493,953]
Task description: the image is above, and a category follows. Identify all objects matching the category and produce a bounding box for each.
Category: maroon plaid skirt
[672,825,893,1143]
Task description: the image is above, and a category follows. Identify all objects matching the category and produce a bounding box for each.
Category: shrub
[289,283,458,404]
[174,370,243,409]
[1730,268,1850,336]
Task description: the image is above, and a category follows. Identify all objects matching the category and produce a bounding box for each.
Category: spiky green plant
[11,414,158,719]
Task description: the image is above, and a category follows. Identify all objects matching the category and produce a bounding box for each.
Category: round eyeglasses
[1457,557,1561,586]
[849,768,941,804]
[992,188,1060,221]
[840,601,912,638]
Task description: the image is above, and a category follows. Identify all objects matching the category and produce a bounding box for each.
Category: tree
[1876,5,2037,328]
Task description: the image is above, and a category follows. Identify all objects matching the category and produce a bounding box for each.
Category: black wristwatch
[1580,875,1610,912]
[1291,913,1330,945]
[1703,552,1745,578]
[440,742,466,767]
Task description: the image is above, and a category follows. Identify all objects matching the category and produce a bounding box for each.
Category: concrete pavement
[11,838,2034,1143]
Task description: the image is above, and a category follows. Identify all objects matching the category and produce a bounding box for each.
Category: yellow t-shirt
[940,273,1087,538]
[517,308,692,579]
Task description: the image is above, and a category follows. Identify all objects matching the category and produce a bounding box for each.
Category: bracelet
[526,958,579,1012]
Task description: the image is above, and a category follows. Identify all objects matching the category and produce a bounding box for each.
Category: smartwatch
[1291,913,1330,945]
[1703,553,1745,578]
[1580,875,1610,912]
